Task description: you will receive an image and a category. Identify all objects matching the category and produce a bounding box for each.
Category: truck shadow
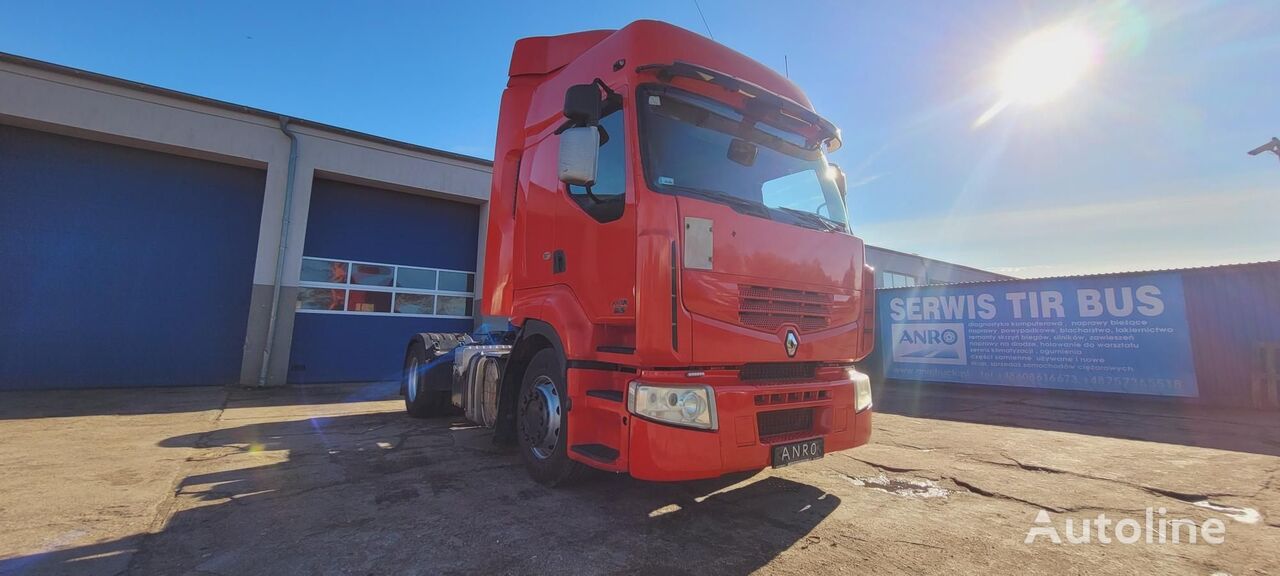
[3,409,839,575]
[0,381,401,420]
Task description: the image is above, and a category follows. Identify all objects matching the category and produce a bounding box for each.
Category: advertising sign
[879,272,1198,397]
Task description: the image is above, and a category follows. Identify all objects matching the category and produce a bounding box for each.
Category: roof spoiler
[636,61,842,152]
[508,30,614,77]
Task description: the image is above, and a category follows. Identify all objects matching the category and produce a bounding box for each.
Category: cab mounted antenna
[691,0,714,40]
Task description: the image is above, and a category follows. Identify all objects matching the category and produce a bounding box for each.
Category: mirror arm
[593,78,623,110]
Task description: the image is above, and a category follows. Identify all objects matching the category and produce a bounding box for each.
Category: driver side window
[566,109,625,223]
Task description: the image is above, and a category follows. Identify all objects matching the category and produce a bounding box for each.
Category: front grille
[739,362,817,382]
[738,285,833,333]
[755,389,829,406]
[757,408,814,439]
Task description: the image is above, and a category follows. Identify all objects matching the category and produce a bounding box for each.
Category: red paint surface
[483,20,875,479]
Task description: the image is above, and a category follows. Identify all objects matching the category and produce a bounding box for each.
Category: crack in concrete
[842,454,1084,511]
[184,447,251,462]
[947,477,1068,513]
[984,452,1247,503]
[944,476,1145,514]
[891,539,944,551]
[845,448,1265,518]
[1258,468,1279,493]
[874,440,939,452]
[840,454,927,474]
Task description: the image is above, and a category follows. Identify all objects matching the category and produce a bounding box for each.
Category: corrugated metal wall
[862,261,1280,409]
[1183,262,1280,407]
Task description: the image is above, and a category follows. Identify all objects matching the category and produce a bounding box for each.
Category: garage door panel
[289,179,480,384]
[288,315,473,384]
[0,124,265,389]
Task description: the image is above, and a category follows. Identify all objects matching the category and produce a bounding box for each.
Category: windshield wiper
[774,207,844,233]
[676,187,772,219]
[667,186,841,232]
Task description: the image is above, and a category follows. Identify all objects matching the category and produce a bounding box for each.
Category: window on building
[300,258,348,284]
[436,295,474,317]
[296,257,475,318]
[393,294,435,315]
[350,263,394,287]
[880,271,918,289]
[438,270,474,293]
[566,107,626,223]
[396,268,437,290]
[297,287,346,311]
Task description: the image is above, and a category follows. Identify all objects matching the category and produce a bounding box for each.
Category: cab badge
[784,330,799,357]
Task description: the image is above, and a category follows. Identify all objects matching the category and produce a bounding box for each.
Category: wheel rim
[407,355,420,403]
[520,375,562,460]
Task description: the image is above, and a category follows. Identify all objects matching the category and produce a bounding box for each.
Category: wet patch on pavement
[841,473,952,499]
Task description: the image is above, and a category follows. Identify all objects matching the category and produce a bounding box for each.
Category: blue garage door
[0,125,265,389]
[288,179,479,384]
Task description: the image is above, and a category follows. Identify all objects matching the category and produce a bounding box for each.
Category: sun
[1000,25,1097,105]
[975,24,1098,127]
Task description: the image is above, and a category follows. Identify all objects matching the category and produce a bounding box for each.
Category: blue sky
[3,0,1277,277]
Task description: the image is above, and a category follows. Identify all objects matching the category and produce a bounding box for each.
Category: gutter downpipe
[259,116,299,387]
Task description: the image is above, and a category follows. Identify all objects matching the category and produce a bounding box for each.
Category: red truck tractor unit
[402,20,876,485]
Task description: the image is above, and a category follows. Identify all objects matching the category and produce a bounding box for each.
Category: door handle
[552,250,566,274]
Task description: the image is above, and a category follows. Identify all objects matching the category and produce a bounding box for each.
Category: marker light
[849,368,873,412]
[628,381,718,430]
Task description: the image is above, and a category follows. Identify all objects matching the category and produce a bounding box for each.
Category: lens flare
[975,23,1099,128]
[1000,25,1098,105]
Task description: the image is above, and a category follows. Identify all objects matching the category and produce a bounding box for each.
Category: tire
[517,348,582,486]
[404,341,452,418]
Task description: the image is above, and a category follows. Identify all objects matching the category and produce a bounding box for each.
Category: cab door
[553,103,637,325]
[516,140,560,289]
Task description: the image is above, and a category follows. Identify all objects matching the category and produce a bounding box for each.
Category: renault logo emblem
[784,330,799,357]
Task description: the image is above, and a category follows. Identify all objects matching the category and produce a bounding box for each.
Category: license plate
[771,438,824,468]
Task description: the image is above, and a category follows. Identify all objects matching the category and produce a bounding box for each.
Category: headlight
[627,381,718,430]
[849,368,873,412]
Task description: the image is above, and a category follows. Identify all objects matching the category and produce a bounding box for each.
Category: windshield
[638,85,848,232]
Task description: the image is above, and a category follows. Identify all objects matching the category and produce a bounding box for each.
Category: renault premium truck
[402,20,876,485]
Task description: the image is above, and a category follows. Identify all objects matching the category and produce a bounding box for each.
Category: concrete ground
[0,383,1277,575]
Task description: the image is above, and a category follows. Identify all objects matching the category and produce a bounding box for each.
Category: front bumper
[624,370,872,481]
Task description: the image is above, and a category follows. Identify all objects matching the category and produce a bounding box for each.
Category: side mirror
[564,84,602,126]
[828,163,847,199]
[558,126,600,186]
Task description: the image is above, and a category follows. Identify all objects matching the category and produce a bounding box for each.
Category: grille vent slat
[757,408,814,439]
[738,285,833,334]
[739,362,817,382]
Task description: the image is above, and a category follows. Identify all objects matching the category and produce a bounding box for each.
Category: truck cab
[403,20,875,485]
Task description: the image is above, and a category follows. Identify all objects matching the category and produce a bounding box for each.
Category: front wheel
[517,348,582,486]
